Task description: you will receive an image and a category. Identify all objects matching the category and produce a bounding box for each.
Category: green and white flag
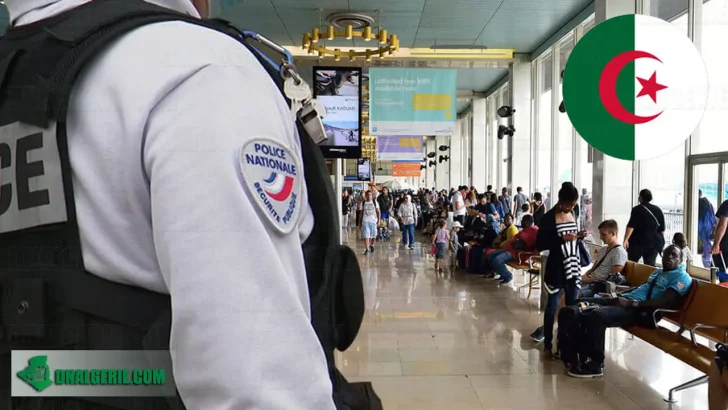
[563,14,708,161]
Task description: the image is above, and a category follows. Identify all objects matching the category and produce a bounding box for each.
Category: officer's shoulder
[100,20,260,76]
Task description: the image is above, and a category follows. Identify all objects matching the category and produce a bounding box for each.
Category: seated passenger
[558,245,692,378]
[672,232,693,268]
[492,213,518,249]
[473,194,489,214]
[489,192,505,220]
[477,213,501,247]
[484,215,538,284]
[516,203,531,226]
[579,219,628,298]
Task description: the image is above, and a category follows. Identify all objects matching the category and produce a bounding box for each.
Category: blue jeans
[487,249,513,281]
[402,224,415,246]
[544,284,579,350]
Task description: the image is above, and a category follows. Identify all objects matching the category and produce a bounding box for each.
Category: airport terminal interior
[4,0,728,408]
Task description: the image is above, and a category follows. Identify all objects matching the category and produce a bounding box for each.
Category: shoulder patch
[676,280,686,290]
[239,139,302,234]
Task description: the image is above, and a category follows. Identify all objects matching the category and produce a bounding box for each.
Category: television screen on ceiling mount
[313,66,363,159]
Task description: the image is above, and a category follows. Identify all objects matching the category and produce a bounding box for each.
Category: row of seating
[619,261,726,402]
[499,244,725,402]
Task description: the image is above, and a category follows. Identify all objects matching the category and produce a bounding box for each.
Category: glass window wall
[536,53,553,199]
[694,0,728,155]
[557,33,575,186]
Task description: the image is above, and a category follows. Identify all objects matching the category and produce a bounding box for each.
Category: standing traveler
[342,190,352,229]
[514,187,529,220]
[397,195,418,250]
[499,187,512,215]
[624,189,666,266]
[377,187,393,221]
[362,191,380,255]
[698,189,717,267]
[530,182,584,358]
[452,186,467,224]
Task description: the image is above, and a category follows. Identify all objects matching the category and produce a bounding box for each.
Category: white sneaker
[493,274,502,280]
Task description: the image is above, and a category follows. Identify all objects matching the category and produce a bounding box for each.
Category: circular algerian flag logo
[563,14,708,161]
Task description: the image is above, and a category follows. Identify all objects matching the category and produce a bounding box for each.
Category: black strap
[591,245,620,273]
[645,274,660,300]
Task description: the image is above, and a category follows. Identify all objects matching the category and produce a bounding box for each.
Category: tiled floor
[337,230,708,410]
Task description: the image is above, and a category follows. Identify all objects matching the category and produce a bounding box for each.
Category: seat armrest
[516,252,538,266]
[651,309,682,328]
[689,324,728,347]
[527,255,541,269]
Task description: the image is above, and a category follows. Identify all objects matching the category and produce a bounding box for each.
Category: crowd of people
[340,181,728,390]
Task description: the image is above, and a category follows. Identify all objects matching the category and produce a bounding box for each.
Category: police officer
[1,0,336,408]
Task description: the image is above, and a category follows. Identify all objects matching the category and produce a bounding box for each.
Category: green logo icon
[17,355,54,392]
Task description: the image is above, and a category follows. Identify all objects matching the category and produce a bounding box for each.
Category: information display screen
[357,158,371,181]
[313,67,362,159]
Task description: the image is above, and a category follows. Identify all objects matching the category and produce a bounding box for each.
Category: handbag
[430,243,436,256]
[577,239,591,267]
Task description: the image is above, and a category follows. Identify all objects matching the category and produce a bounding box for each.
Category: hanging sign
[376,135,423,161]
[369,68,457,136]
[392,161,422,177]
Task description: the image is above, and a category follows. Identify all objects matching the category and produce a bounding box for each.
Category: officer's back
[2,0,336,408]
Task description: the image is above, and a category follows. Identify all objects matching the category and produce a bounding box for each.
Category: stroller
[377,219,391,242]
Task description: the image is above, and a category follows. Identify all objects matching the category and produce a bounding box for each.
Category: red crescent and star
[598,50,668,125]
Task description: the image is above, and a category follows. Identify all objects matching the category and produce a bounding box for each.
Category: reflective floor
[337,230,708,410]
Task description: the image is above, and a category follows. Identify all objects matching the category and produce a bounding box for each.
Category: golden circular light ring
[302,27,398,58]
[306,44,396,58]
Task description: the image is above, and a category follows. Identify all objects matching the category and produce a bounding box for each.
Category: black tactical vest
[0,1,379,409]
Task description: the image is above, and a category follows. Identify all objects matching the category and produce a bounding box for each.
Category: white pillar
[460,116,471,187]
[435,135,450,190]
[426,137,436,189]
[472,98,487,191]
[591,0,640,240]
[450,121,462,190]
[509,59,532,195]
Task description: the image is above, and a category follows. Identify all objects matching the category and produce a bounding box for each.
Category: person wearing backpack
[0,1,380,409]
[623,189,666,266]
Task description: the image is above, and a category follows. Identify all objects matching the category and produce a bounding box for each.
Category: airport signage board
[376,135,423,161]
[369,68,456,136]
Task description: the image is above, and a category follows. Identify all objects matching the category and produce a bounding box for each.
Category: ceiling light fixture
[302,10,399,62]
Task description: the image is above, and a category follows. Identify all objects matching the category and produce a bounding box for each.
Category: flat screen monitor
[313,66,362,159]
[357,158,371,182]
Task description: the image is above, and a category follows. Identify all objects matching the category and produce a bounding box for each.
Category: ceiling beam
[456,90,487,99]
[293,57,512,69]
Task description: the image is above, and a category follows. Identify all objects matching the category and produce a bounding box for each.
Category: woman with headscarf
[398,195,418,250]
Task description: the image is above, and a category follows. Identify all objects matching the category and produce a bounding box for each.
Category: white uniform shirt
[5,1,335,409]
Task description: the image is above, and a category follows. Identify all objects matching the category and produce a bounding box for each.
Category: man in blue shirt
[558,245,692,378]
